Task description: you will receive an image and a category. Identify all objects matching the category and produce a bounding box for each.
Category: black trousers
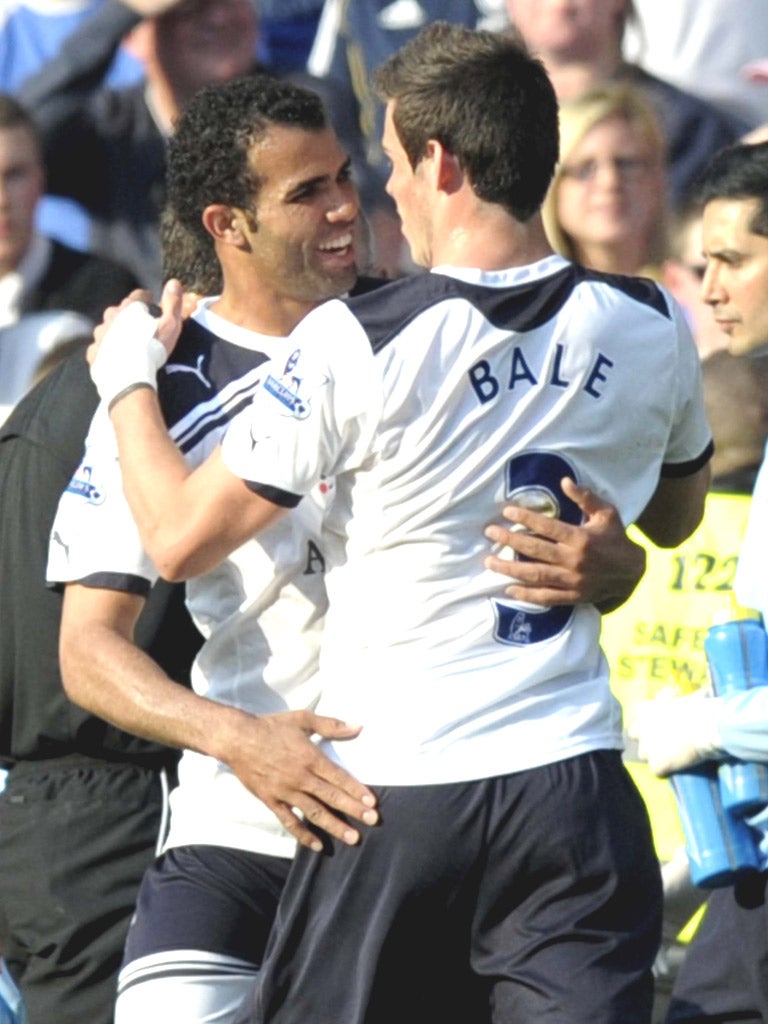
[667,872,768,1023]
[0,758,168,1024]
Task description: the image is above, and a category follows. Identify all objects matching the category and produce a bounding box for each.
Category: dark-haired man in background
[631,140,768,1024]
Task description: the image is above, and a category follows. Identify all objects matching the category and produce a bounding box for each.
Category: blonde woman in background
[543,82,669,277]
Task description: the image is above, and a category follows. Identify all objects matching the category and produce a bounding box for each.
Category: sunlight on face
[701,197,768,358]
[382,101,432,268]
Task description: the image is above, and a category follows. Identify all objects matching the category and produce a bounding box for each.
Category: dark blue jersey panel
[156,319,270,455]
[346,264,672,354]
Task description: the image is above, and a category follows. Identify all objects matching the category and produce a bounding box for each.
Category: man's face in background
[0,124,44,276]
[701,196,768,358]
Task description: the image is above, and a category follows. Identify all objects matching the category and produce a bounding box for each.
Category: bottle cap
[711,594,762,626]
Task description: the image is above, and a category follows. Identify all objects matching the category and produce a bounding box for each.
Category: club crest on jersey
[491,601,573,646]
[65,463,106,505]
[284,349,300,376]
[263,373,310,419]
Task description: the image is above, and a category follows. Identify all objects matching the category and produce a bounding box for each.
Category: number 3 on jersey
[492,451,582,646]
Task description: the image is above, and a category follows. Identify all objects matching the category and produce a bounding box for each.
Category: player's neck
[431,210,554,272]
[210,286,318,338]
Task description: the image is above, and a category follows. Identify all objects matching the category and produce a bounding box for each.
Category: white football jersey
[222,256,713,785]
[47,300,331,857]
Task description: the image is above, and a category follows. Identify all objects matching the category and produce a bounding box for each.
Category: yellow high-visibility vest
[601,490,753,862]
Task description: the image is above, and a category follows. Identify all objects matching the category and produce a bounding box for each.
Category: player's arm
[634,304,712,549]
[89,283,282,580]
[60,583,378,849]
[483,477,647,613]
[633,462,710,549]
[109,386,283,580]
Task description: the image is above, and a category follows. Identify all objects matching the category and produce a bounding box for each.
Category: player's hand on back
[484,477,646,613]
[226,709,379,852]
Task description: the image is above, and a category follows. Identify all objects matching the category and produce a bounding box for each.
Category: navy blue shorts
[246,750,662,1024]
[116,845,290,1024]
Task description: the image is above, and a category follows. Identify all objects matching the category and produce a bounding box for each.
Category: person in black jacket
[0,342,203,1024]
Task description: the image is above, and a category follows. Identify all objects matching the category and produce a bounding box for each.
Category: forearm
[627,688,768,776]
[60,585,380,850]
[108,387,284,578]
[109,386,201,577]
[90,295,285,578]
[60,590,244,759]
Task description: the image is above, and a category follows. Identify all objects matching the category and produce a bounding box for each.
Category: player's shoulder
[343,271,496,353]
[166,315,217,363]
[346,263,671,347]
[572,266,674,321]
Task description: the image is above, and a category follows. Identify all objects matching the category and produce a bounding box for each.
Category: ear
[428,139,463,196]
[201,204,252,247]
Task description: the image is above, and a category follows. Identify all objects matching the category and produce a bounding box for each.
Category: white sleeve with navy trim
[46,401,157,591]
[221,299,382,498]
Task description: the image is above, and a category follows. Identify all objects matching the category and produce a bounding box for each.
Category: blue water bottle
[670,763,760,887]
[705,613,768,815]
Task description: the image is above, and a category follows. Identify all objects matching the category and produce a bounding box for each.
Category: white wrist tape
[90,302,169,408]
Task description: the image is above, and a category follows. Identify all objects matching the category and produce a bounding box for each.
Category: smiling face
[239,124,360,305]
[701,197,768,357]
[555,113,662,270]
[0,124,44,276]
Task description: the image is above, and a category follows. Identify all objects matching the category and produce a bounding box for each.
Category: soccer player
[83,23,712,1024]
[47,74,379,1023]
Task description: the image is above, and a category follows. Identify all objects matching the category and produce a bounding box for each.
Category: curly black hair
[166,75,328,248]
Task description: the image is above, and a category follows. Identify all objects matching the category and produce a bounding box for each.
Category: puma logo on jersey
[52,531,70,560]
[165,354,213,389]
[249,425,271,451]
